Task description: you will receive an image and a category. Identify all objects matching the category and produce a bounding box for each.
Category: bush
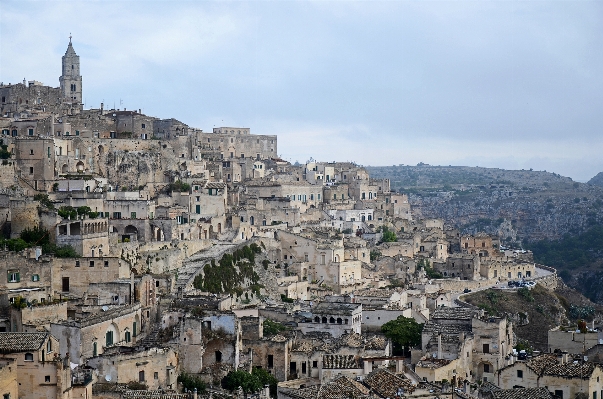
[33,194,54,209]
[263,319,287,336]
[518,287,534,302]
[178,373,206,393]
[170,180,191,192]
[280,294,294,303]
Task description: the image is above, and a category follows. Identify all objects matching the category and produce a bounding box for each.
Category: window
[106,331,113,346]
[131,212,136,219]
[29,167,33,174]
[125,332,131,343]
[29,149,34,155]
[133,322,137,337]
[139,371,145,382]
[47,340,52,353]
[196,205,200,214]
[45,376,51,383]
[141,123,146,129]
[113,212,121,219]
[483,364,490,373]
[4,393,10,399]
[75,260,80,267]
[313,361,318,368]
[89,261,94,267]
[93,342,97,357]
[25,353,34,361]
[594,392,597,399]
[104,261,109,267]
[517,370,523,378]
[483,344,489,353]
[32,274,40,282]
[555,391,563,399]
[268,354,274,368]
[7,271,19,283]
[28,128,34,136]
[62,277,69,292]
[154,372,158,380]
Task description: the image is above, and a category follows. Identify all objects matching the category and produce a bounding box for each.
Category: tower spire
[69,33,72,43]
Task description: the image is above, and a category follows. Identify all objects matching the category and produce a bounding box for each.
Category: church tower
[59,36,83,110]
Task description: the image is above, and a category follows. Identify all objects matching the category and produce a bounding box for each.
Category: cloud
[2,1,603,181]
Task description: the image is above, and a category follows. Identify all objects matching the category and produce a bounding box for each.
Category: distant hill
[588,172,603,188]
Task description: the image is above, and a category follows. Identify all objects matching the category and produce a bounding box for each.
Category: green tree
[381,226,397,242]
[263,319,287,336]
[222,370,262,394]
[381,316,423,355]
[252,367,278,396]
[177,372,206,393]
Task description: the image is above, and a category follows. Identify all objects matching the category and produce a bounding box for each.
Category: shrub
[178,373,206,393]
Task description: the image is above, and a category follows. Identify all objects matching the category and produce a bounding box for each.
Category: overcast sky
[1,1,602,181]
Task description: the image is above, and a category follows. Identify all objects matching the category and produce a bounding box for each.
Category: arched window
[314,316,320,323]
[329,317,335,324]
[322,317,327,323]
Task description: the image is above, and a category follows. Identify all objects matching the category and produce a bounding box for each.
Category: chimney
[438,334,442,359]
[100,103,104,114]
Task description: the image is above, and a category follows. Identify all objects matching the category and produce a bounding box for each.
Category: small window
[25,353,34,361]
[139,371,145,382]
[29,167,34,174]
[32,274,40,282]
[29,149,34,155]
[125,331,131,343]
[75,260,80,267]
[484,364,490,373]
[154,372,159,380]
[312,361,318,368]
[517,370,523,378]
[89,261,94,267]
[131,212,136,219]
[483,344,489,353]
[104,261,109,267]
[45,375,51,383]
[7,271,19,283]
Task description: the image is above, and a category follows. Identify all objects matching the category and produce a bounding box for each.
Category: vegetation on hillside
[464,286,569,350]
[0,225,79,258]
[193,244,262,295]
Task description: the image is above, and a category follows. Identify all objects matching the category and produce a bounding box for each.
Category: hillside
[366,165,603,243]
[588,172,603,188]
[463,285,601,351]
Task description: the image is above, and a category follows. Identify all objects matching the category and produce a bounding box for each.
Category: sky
[1,1,602,181]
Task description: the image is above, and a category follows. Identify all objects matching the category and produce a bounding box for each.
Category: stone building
[0,332,74,399]
[51,303,146,364]
[497,353,603,399]
[196,127,277,161]
[299,302,362,338]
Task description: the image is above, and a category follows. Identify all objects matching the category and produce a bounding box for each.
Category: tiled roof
[492,387,553,399]
[479,381,501,393]
[282,376,372,399]
[416,358,452,369]
[317,376,371,399]
[322,354,359,369]
[122,391,191,398]
[543,361,597,378]
[0,332,47,353]
[524,355,562,375]
[363,369,415,396]
[431,307,477,320]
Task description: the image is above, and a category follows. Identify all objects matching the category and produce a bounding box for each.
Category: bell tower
[59,35,83,110]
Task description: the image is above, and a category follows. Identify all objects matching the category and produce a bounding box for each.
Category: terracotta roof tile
[0,332,47,353]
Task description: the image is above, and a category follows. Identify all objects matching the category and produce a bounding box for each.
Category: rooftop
[0,332,47,353]
[492,387,553,399]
